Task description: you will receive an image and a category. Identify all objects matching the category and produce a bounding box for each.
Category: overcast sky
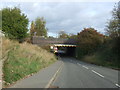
[1,1,118,37]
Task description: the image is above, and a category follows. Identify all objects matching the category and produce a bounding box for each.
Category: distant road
[52,57,119,88]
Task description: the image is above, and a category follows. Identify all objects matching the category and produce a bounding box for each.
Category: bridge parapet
[32,36,77,46]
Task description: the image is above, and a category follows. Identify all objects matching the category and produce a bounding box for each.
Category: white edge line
[45,61,63,88]
[92,70,104,78]
[82,65,89,69]
[77,63,81,65]
[116,84,120,87]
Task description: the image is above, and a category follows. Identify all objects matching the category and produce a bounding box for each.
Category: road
[10,60,63,88]
[51,57,119,88]
[9,57,119,88]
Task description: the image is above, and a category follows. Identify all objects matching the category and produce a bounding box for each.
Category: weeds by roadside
[2,38,57,87]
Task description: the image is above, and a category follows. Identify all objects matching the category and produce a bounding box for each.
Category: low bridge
[32,36,77,45]
[32,36,78,56]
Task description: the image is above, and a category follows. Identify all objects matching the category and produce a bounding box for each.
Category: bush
[77,28,104,57]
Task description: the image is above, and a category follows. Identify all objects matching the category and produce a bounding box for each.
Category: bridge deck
[32,36,77,46]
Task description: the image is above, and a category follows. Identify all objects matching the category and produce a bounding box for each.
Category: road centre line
[115,84,120,87]
[82,65,89,69]
[92,70,104,78]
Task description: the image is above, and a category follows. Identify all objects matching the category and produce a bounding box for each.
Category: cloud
[1,1,117,37]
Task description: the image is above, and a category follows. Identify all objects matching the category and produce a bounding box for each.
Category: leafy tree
[77,28,104,56]
[69,33,77,39]
[34,17,47,37]
[58,30,69,38]
[106,2,120,58]
[106,2,120,38]
[30,21,35,36]
[2,7,29,41]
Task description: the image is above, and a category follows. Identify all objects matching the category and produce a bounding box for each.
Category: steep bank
[2,38,57,87]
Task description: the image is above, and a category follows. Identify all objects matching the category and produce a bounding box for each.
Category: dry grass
[2,38,19,59]
[2,38,57,87]
[82,54,103,65]
[20,42,55,62]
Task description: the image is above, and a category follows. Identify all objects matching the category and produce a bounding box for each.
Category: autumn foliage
[77,28,104,56]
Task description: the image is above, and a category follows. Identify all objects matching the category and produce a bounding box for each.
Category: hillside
[2,38,57,87]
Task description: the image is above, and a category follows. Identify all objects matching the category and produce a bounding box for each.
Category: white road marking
[77,63,81,65]
[115,84,120,87]
[82,65,89,69]
[92,70,104,78]
[45,61,64,88]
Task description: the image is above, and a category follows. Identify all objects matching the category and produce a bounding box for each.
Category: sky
[1,0,119,37]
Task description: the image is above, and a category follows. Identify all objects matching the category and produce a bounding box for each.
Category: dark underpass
[66,47,76,57]
[56,46,76,57]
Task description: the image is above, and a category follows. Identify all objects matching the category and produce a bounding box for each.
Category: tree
[2,7,29,41]
[106,2,120,57]
[69,33,77,39]
[58,30,69,38]
[106,2,120,38]
[34,17,47,37]
[30,21,35,36]
[77,28,104,56]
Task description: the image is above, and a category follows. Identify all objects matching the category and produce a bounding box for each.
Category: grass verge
[2,38,57,87]
[80,52,119,70]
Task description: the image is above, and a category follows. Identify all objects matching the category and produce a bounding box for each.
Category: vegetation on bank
[76,31,119,69]
[76,46,119,69]
[1,6,57,87]
[76,2,120,69]
[2,38,57,87]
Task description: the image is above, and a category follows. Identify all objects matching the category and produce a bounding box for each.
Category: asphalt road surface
[52,57,119,88]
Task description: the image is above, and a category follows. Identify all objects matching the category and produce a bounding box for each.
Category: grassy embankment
[2,38,57,87]
[76,47,119,69]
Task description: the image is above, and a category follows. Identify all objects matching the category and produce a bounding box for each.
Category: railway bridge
[32,36,78,57]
